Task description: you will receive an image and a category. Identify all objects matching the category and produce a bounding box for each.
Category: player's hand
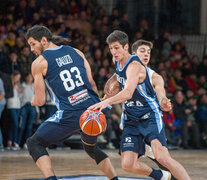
[88,99,110,112]
[160,98,172,112]
[30,97,35,106]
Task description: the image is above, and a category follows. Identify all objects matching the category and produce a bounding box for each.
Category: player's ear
[124,44,129,50]
[40,37,48,45]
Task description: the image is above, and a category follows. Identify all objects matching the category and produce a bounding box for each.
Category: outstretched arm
[152,72,172,111]
[88,61,141,111]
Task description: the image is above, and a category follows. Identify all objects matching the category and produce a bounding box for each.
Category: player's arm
[88,61,141,111]
[31,56,46,106]
[152,72,172,111]
[75,49,99,95]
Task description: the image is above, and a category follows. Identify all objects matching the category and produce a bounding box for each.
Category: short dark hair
[25,25,53,42]
[131,39,153,53]
[25,25,71,45]
[106,30,128,47]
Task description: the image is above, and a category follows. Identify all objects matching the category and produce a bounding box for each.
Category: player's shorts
[36,109,97,145]
[120,112,167,155]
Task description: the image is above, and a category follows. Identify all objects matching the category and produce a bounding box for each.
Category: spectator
[6,70,23,150]
[173,90,190,149]
[185,97,201,148]
[163,109,181,147]
[196,94,207,146]
[18,73,36,148]
[0,78,6,151]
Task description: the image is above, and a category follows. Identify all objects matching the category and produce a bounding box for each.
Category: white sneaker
[97,135,107,143]
[106,142,116,150]
[161,170,171,180]
[145,144,155,159]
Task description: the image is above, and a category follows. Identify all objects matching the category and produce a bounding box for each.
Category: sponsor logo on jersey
[68,89,90,105]
[56,55,73,67]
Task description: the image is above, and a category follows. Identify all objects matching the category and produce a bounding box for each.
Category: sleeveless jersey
[115,54,160,121]
[41,45,100,111]
[147,67,154,86]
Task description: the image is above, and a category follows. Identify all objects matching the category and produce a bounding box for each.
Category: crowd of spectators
[0,0,207,151]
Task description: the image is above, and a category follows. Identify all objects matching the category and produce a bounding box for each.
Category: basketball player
[88,30,191,180]
[25,25,118,180]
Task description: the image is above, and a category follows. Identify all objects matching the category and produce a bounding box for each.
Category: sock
[149,168,162,180]
[111,177,119,180]
[45,176,57,180]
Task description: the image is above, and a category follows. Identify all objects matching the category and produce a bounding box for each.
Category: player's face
[109,41,128,62]
[136,45,151,66]
[27,37,44,57]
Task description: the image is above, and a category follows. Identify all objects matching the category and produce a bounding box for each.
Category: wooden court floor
[0,149,206,180]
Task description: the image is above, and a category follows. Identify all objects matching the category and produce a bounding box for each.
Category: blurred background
[0,0,207,152]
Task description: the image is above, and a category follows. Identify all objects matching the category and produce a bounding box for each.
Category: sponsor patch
[68,89,89,105]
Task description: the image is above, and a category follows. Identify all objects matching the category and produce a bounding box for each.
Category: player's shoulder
[31,55,47,72]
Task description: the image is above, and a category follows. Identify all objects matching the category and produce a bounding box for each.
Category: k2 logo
[125,137,132,142]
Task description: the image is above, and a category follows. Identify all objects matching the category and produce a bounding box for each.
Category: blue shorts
[36,109,97,145]
[121,113,167,156]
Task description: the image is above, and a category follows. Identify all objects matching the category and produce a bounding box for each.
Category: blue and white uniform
[116,54,167,154]
[37,45,101,144]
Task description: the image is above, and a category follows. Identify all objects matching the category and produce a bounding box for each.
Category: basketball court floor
[0,149,206,180]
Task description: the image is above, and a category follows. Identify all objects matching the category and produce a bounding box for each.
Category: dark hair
[25,25,71,45]
[25,25,53,42]
[106,30,128,47]
[131,39,153,53]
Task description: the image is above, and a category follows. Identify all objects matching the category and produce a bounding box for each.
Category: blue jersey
[41,45,100,111]
[115,54,160,121]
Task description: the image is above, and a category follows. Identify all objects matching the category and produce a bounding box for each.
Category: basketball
[79,109,107,136]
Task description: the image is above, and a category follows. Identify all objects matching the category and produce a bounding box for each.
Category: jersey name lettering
[56,55,73,67]
[116,74,126,86]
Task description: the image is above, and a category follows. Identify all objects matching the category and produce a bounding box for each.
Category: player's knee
[155,154,171,168]
[83,143,108,164]
[26,133,49,162]
[121,158,135,172]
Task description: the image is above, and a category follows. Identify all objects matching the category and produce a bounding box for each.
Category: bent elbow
[37,97,45,106]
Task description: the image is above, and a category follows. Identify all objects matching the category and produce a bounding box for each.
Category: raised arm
[31,56,46,106]
[152,72,172,111]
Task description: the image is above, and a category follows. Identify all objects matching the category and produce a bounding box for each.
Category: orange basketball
[79,109,107,136]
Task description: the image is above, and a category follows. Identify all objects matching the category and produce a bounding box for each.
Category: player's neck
[45,42,59,50]
[120,53,131,68]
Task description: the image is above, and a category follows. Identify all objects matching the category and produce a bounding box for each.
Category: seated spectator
[163,109,181,147]
[185,97,201,148]
[185,72,198,94]
[173,90,190,149]
[196,94,207,147]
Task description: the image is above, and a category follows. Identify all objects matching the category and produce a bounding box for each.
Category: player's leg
[81,133,118,180]
[27,132,56,179]
[121,132,167,180]
[151,139,191,180]
[145,144,177,180]
[27,111,79,179]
